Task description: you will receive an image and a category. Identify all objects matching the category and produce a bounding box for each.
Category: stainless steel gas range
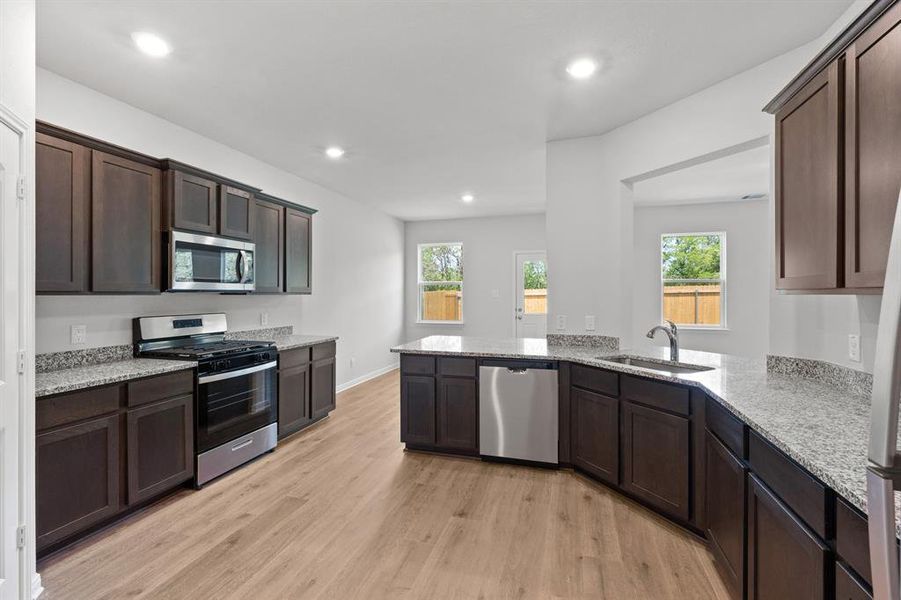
[134,313,277,486]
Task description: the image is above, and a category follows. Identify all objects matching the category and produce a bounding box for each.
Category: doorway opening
[513,251,547,338]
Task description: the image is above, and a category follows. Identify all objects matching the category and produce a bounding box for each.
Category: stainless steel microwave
[168,230,255,292]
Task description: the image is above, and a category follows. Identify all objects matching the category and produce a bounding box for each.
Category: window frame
[416,242,464,325]
[659,231,727,330]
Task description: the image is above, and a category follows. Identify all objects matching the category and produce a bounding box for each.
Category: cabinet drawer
[621,375,689,416]
[35,385,122,431]
[571,364,618,397]
[836,498,872,586]
[438,357,476,378]
[312,341,336,361]
[748,430,830,539]
[706,397,746,459]
[837,561,873,600]
[280,347,311,370]
[37,385,121,431]
[127,370,194,408]
[401,355,435,376]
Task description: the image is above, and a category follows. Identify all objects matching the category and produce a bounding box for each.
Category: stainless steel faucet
[647,320,679,362]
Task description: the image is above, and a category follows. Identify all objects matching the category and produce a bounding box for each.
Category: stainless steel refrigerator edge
[867,188,901,600]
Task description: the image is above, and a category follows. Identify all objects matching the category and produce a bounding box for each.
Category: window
[418,243,463,323]
[661,232,725,328]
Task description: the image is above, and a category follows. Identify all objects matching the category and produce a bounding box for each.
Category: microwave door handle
[868,188,901,600]
[236,251,245,283]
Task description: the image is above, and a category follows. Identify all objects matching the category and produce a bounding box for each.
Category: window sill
[673,326,729,331]
[416,320,465,325]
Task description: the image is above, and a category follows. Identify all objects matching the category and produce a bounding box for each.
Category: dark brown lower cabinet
[747,473,829,600]
[126,394,194,505]
[400,375,436,446]
[279,361,311,438]
[621,400,690,521]
[37,413,120,551]
[311,356,337,420]
[436,377,478,452]
[571,387,619,485]
[705,431,747,600]
[836,561,873,600]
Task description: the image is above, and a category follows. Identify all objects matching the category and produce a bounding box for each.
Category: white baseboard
[32,572,43,599]
[337,363,398,393]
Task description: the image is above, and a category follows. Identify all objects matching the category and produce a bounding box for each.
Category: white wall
[36,69,405,386]
[404,214,546,340]
[546,0,879,371]
[632,200,769,358]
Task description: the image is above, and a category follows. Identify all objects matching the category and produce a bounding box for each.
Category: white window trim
[417,242,464,325]
[659,231,727,330]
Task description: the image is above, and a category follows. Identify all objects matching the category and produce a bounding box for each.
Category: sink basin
[597,355,714,374]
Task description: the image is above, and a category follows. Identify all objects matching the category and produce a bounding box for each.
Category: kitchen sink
[597,355,714,374]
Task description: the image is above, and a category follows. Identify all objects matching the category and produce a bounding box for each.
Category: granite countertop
[392,335,885,530]
[249,333,339,351]
[35,358,197,398]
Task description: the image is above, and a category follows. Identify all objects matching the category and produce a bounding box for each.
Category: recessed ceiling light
[461,194,475,203]
[131,32,171,58]
[565,58,598,80]
[325,146,345,159]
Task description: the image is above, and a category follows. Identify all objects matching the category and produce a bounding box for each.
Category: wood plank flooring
[39,369,729,600]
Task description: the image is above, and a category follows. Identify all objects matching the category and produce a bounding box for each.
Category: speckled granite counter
[35,358,197,398]
[391,335,886,530]
[244,333,338,352]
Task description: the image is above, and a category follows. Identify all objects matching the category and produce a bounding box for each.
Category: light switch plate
[70,325,87,345]
[556,315,567,331]
[260,312,269,326]
[585,315,596,331]
[848,334,861,362]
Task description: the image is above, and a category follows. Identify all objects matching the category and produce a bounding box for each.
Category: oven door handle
[198,360,277,384]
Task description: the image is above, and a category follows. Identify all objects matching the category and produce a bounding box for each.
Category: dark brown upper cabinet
[219,185,255,240]
[166,169,218,234]
[285,207,312,294]
[36,132,90,293]
[253,197,285,294]
[774,61,843,291]
[91,151,161,293]
[845,1,901,289]
[766,0,901,293]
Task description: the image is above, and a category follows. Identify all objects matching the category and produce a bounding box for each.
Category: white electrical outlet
[70,325,87,345]
[260,312,269,326]
[490,289,500,299]
[585,315,596,331]
[556,315,567,331]
[350,357,356,368]
[848,334,861,362]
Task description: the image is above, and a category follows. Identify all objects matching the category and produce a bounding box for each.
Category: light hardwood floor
[39,369,729,600]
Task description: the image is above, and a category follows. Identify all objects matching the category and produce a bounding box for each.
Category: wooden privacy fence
[422,290,462,321]
[524,289,547,314]
[663,284,721,325]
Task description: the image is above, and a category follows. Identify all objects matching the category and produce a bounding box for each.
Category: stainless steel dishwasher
[479,359,558,465]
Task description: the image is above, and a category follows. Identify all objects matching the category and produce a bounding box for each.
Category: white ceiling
[36,1,850,221]
[633,144,770,206]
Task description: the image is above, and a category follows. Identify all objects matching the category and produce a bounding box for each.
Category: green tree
[421,244,462,290]
[523,261,547,290]
[662,235,721,280]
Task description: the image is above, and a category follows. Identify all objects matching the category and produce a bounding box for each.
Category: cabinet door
[219,186,255,240]
[436,377,478,452]
[845,1,901,288]
[747,474,829,600]
[37,414,120,551]
[168,170,218,234]
[126,395,194,505]
[91,151,161,293]
[36,133,90,292]
[775,61,842,290]
[572,387,619,485]
[311,357,336,420]
[285,208,312,294]
[621,401,690,521]
[279,362,311,437]
[706,431,748,600]
[253,199,285,293]
[400,375,436,446]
